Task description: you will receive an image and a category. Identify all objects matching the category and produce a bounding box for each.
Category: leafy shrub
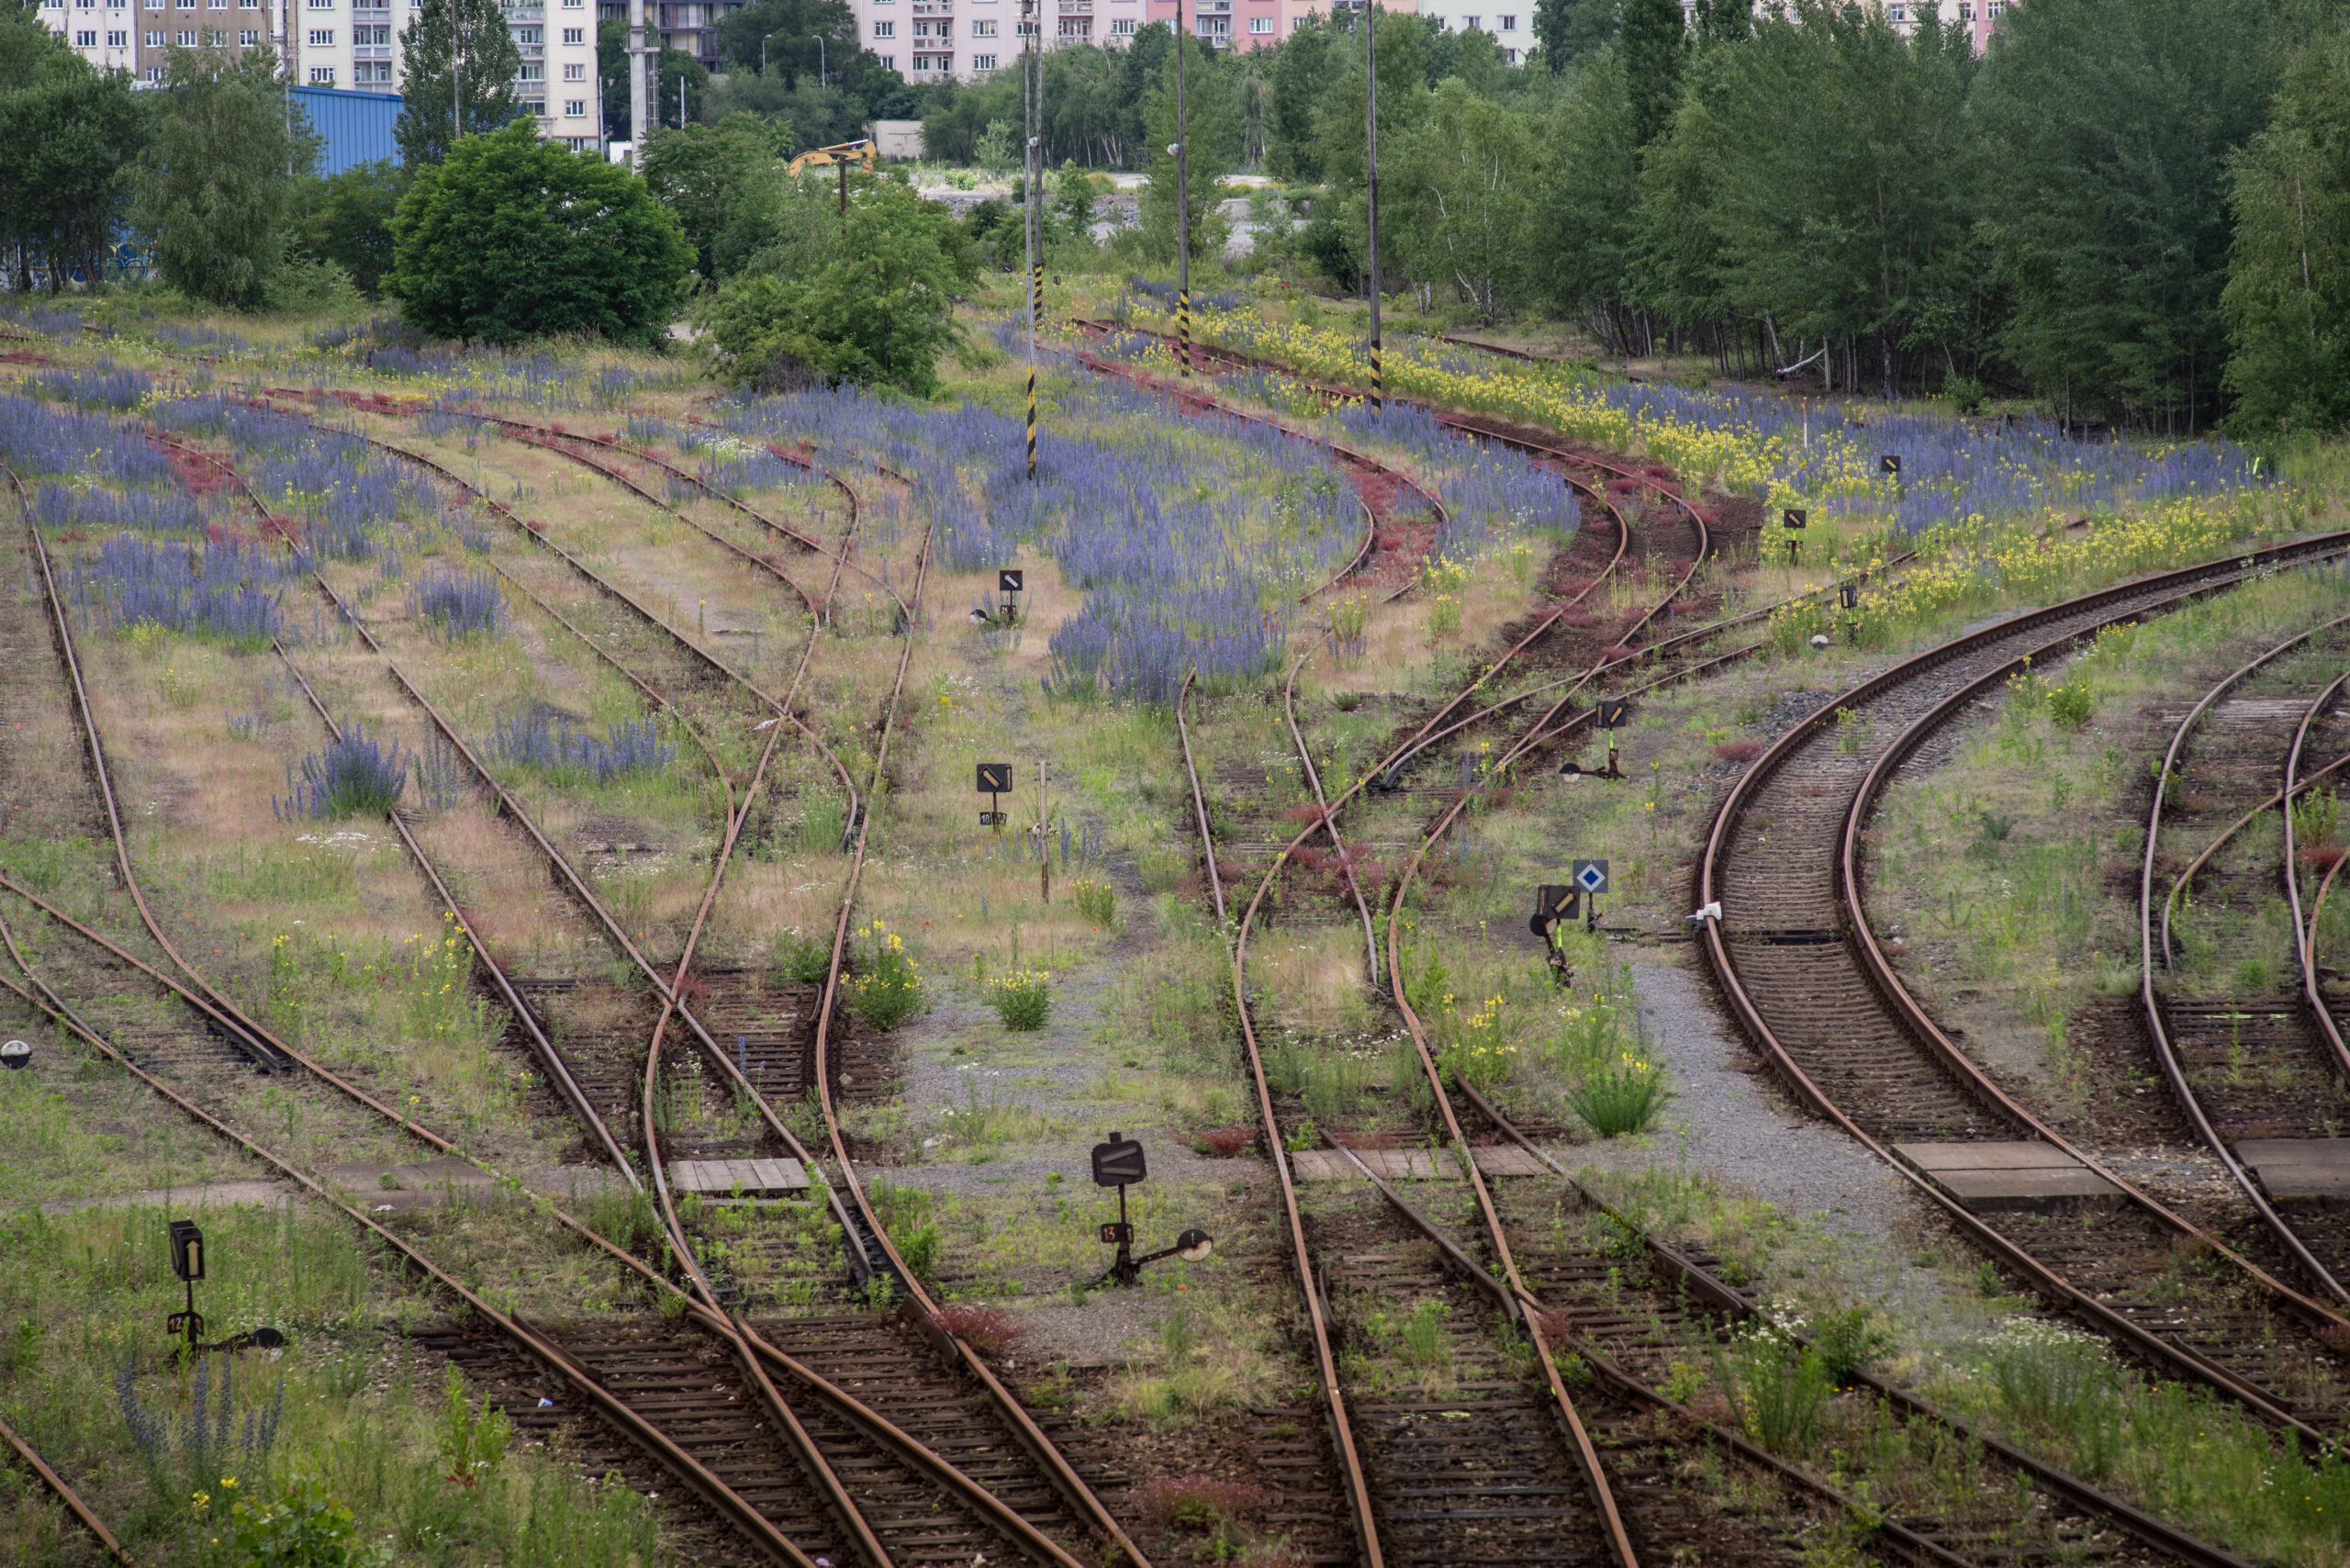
[1133,1474,1269,1532]
[1809,1303,1896,1383]
[1438,993,1517,1089]
[1715,1320,1833,1455]
[435,1363,511,1487]
[987,969,1054,1031]
[775,929,835,985]
[1564,1051,1670,1137]
[846,920,925,1028]
[201,1473,387,1566]
[869,1180,940,1277]
[1072,877,1118,928]
[2045,675,2093,729]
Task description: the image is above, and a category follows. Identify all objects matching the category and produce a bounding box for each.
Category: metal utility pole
[628,0,649,162]
[1174,0,1190,375]
[1027,7,1042,340]
[1363,0,1381,412]
[1023,0,1038,478]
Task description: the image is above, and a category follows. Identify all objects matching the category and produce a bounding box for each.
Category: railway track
[1706,530,2350,1449]
[1166,467,1695,1567]
[2140,621,2350,1304]
[8,400,1150,1564]
[0,1408,140,1566]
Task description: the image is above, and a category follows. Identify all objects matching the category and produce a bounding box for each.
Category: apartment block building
[37,0,605,151]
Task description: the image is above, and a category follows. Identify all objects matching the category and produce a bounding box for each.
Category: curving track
[1707,532,2350,1449]
[6,398,1147,1566]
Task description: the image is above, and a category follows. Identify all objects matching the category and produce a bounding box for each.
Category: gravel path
[1581,950,1973,1324]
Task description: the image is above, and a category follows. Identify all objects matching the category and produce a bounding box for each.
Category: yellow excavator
[787,140,878,177]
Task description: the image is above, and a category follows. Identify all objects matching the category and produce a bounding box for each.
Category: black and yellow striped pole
[1022,0,1040,478]
[1174,0,1191,376]
[1363,0,1382,414]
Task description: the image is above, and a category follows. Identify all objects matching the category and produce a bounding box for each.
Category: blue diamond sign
[1572,859,1609,896]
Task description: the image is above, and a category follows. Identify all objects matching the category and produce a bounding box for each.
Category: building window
[873,17,890,32]
[355,59,389,79]
[562,61,582,75]
[876,52,891,66]
[910,51,928,68]
[1248,14,1270,28]
[515,24,540,40]
[1058,13,1087,30]
[970,17,992,32]
[971,50,994,66]
[935,17,949,33]
[1956,1,1972,14]
[1986,1,2001,13]
[1888,3,1903,17]
[562,96,584,114]
[1464,14,1479,28]
[235,26,254,39]
[74,28,95,42]
[562,25,582,39]
[145,63,160,76]
[308,63,332,80]
[143,27,160,40]
[518,62,543,78]
[106,27,126,41]
[307,27,330,42]
[173,28,194,41]
[1504,45,1516,61]
[1110,14,1132,29]
[1499,11,1515,25]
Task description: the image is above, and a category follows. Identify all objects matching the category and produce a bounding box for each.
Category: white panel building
[37,0,605,152]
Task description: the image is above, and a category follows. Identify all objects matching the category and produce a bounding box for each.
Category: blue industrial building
[291,85,402,175]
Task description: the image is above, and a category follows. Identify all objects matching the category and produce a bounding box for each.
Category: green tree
[1140,34,1239,264]
[1529,48,1639,322]
[716,0,854,87]
[388,118,689,343]
[395,0,524,165]
[1384,80,1540,319]
[1972,0,2277,430]
[1056,158,1096,240]
[641,113,785,280]
[1534,0,1621,71]
[297,158,408,296]
[1268,17,1339,176]
[2221,26,2350,433]
[1636,1,1979,393]
[131,46,319,310]
[0,7,148,294]
[1617,0,1684,146]
[694,180,974,395]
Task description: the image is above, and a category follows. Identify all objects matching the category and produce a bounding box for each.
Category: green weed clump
[1714,1316,1834,1455]
[1550,980,1670,1137]
[846,920,925,1028]
[774,929,834,985]
[1071,877,1118,929]
[986,969,1054,1031]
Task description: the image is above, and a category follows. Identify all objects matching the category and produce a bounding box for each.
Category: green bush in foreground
[986,969,1054,1031]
